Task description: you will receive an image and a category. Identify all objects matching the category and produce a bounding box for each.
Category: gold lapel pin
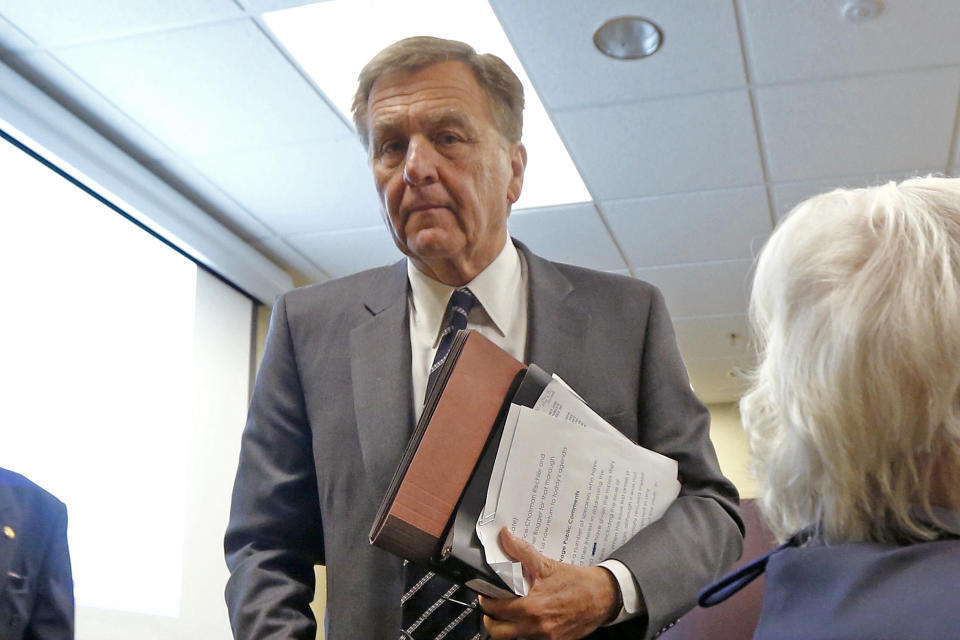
[3,526,14,539]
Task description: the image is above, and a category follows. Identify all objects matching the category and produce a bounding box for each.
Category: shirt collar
[406,237,522,340]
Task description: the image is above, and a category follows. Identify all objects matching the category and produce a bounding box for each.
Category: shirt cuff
[597,559,643,625]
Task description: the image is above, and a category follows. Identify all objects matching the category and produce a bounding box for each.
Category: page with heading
[477,405,680,595]
[532,375,632,441]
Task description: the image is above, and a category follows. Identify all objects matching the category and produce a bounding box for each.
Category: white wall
[76,269,252,640]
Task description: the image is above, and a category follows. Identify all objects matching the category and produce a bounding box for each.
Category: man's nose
[402,137,439,187]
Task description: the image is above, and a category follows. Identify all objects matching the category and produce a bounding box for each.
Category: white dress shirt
[405,235,641,623]
[408,236,527,421]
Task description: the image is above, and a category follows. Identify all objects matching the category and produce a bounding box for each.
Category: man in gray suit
[225,36,742,640]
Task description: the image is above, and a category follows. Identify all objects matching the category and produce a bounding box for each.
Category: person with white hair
[699,176,960,638]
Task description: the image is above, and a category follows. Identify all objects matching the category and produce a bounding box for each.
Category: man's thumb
[499,527,552,581]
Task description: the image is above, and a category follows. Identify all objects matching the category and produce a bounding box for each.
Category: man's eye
[437,133,462,145]
[379,141,406,155]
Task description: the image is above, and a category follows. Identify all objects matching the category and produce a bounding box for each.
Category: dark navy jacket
[701,525,960,639]
[0,468,74,640]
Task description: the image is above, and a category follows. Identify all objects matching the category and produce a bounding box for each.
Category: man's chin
[405,231,465,261]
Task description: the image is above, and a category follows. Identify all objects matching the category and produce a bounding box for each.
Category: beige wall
[253,303,271,370]
[707,402,756,500]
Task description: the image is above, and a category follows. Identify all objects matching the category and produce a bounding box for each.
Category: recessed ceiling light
[841,0,884,22]
[593,16,663,60]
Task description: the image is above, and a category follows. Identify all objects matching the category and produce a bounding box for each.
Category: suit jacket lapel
[351,259,414,500]
[349,245,590,498]
[518,241,589,374]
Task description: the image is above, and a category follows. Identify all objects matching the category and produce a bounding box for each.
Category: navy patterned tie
[401,287,483,640]
[427,287,476,392]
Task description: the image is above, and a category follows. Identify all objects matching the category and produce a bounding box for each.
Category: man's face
[366,61,525,283]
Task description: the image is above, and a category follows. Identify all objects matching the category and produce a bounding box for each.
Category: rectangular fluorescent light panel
[263,0,591,211]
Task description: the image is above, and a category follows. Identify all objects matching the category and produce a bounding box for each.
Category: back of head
[351,35,524,148]
[742,176,960,543]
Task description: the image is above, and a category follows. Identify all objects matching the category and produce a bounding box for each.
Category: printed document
[476,377,681,595]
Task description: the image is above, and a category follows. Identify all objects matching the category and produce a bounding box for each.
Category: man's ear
[506,142,527,205]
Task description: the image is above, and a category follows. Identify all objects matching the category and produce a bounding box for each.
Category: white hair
[741,176,960,543]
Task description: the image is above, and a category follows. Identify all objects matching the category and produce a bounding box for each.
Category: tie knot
[448,287,476,319]
[426,289,478,404]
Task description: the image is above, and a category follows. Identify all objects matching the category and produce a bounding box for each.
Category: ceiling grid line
[0,11,35,49]
[542,61,960,117]
[593,183,772,206]
[733,0,777,230]
[589,201,635,276]
[48,16,254,51]
[247,14,355,135]
[946,75,960,172]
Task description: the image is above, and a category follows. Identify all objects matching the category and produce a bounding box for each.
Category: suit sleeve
[606,286,744,639]
[224,295,325,640]
[25,500,74,640]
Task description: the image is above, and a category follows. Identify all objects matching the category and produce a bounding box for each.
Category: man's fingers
[485,529,618,639]
[482,612,519,639]
[480,597,530,639]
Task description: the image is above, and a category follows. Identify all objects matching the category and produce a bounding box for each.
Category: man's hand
[479,528,621,640]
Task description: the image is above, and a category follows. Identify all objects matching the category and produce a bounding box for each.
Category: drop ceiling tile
[0,0,243,47]
[145,156,275,240]
[2,50,177,164]
[186,137,383,236]
[0,13,36,51]
[740,0,960,84]
[285,226,402,279]
[237,0,322,12]
[601,187,772,269]
[490,0,745,109]
[770,169,939,221]
[53,20,349,158]
[756,68,960,183]
[249,236,327,285]
[633,259,754,319]
[554,91,763,200]
[684,357,751,404]
[508,203,626,271]
[673,314,751,361]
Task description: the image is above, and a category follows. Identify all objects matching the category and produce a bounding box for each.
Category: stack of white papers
[476,376,681,595]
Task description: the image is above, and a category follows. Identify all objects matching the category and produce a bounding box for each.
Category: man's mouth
[405,203,452,219]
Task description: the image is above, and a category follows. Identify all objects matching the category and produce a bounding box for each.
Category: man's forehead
[371,105,475,133]
[370,60,477,96]
[366,61,494,122]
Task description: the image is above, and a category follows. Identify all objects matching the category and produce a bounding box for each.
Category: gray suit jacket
[0,468,74,640]
[225,242,743,639]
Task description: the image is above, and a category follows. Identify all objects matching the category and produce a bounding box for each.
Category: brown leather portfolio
[369,330,526,563]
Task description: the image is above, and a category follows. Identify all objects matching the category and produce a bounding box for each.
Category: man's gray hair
[351,36,524,148]
[741,175,960,544]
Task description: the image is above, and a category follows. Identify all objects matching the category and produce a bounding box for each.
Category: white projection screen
[0,129,253,639]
